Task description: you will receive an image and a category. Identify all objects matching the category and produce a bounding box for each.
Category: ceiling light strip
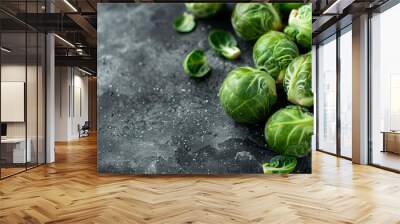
[1,47,11,53]
[54,34,75,48]
[63,0,78,12]
[78,67,93,76]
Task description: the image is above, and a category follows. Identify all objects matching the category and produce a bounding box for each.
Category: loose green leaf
[284,4,312,50]
[185,3,223,18]
[265,105,313,157]
[263,155,297,174]
[219,67,277,124]
[284,53,313,107]
[208,30,241,60]
[253,31,299,82]
[183,49,210,78]
[173,13,196,33]
[231,3,282,41]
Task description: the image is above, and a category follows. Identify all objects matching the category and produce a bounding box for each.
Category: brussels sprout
[219,67,277,124]
[276,3,303,19]
[265,105,313,157]
[253,31,299,82]
[262,155,297,174]
[185,3,223,18]
[284,53,313,107]
[208,30,241,60]
[173,12,196,33]
[284,4,312,50]
[183,49,210,78]
[231,3,282,41]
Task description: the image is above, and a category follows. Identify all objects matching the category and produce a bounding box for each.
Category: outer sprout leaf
[173,13,196,33]
[208,30,241,60]
[284,53,313,107]
[231,3,282,41]
[219,67,277,124]
[263,155,297,174]
[183,49,210,78]
[265,105,313,157]
[185,3,223,18]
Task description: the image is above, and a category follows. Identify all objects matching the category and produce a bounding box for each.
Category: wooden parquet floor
[1,135,400,224]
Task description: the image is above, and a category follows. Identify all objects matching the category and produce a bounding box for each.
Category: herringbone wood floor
[1,135,400,224]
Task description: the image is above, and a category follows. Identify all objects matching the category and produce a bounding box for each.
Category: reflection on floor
[373,150,400,171]
[0,167,25,177]
[0,162,43,178]
[0,135,400,223]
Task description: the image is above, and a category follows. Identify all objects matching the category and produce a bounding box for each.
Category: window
[317,35,337,154]
[339,27,352,158]
[370,3,400,171]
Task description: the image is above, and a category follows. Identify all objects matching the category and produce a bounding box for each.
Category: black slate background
[97,3,311,174]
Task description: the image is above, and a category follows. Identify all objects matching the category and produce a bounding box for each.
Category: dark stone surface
[97,3,311,174]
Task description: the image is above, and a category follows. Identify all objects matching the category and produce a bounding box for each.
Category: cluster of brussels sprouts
[174,3,313,174]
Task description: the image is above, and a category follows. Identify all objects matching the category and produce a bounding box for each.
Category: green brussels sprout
[208,30,241,60]
[276,3,303,19]
[265,105,313,157]
[253,31,299,82]
[284,53,313,107]
[284,4,312,50]
[231,3,282,41]
[262,155,297,174]
[173,12,196,33]
[183,49,210,78]
[185,3,223,18]
[219,67,277,124]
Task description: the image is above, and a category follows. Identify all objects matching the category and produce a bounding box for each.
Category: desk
[1,138,31,163]
[381,131,400,154]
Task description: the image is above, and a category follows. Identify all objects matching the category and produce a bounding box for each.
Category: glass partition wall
[0,4,46,179]
[370,3,400,172]
[315,25,353,159]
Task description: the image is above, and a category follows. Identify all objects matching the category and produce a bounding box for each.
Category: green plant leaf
[183,49,210,78]
[208,30,241,60]
[173,13,196,33]
[263,155,297,174]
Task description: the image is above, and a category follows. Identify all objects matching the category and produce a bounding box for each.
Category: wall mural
[98,3,313,174]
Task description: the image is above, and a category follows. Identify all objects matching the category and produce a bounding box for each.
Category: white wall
[55,67,89,141]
